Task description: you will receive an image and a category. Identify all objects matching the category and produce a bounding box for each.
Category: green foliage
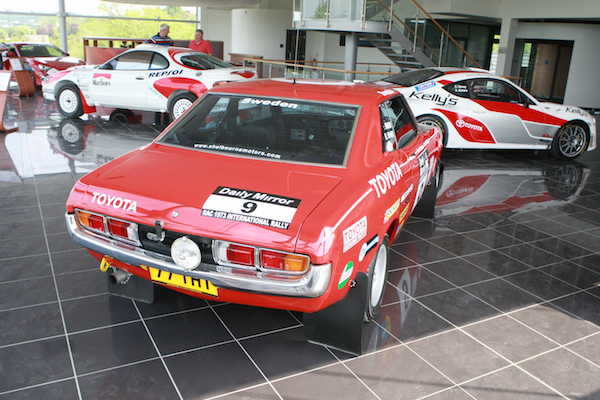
[313,0,327,19]
[1,2,198,60]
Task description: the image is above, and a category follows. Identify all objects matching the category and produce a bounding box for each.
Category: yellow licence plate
[149,267,219,297]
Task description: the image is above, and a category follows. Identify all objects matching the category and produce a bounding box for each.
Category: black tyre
[109,109,134,124]
[169,92,197,120]
[56,84,84,118]
[56,118,85,155]
[550,122,589,160]
[365,236,390,321]
[417,115,448,147]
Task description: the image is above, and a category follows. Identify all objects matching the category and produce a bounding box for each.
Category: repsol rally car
[42,44,256,120]
[64,78,442,347]
[380,68,596,160]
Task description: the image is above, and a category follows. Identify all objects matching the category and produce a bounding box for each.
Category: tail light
[213,240,309,275]
[213,81,231,87]
[76,210,106,233]
[75,209,139,245]
[231,70,255,79]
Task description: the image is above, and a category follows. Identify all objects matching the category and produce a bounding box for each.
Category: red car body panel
[153,77,208,98]
[65,79,443,313]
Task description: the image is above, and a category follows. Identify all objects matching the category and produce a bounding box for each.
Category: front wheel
[169,92,198,120]
[551,123,589,160]
[56,84,84,118]
[365,236,390,321]
[417,115,448,147]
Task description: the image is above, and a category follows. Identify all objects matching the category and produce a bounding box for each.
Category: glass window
[383,68,445,87]
[469,79,518,102]
[444,81,471,98]
[175,53,235,70]
[379,97,417,152]
[159,94,358,166]
[150,53,169,70]
[16,44,66,57]
[103,51,154,71]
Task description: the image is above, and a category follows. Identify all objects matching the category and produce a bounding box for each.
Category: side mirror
[6,51,15,57]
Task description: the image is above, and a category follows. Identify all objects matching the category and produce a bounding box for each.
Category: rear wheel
[169,92,197,120]
[551,122,588,160]
[56,84,83,118]
[417,115,448,147]
[365,236,390,321]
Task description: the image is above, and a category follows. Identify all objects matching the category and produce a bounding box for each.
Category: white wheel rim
[370,244,387,308]
[59,89,78,114]
[558,125,586,157]
[172,99,193,119]
[61,123,80,143]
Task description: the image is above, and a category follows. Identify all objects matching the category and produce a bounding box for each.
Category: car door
[376,97,431,233]
[466,78,544,146]
[89,51,153,109]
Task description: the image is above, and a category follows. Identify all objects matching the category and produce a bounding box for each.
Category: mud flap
[106,271,155,304]
[303,272,368,356]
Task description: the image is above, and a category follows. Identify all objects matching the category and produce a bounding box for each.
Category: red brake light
[107,218,130,238]
[77,211,105,232]
[261,250,308,273]
[226,244,255,266]
[231,70,255,79]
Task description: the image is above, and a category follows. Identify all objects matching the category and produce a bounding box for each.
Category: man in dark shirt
[147,24,174,46]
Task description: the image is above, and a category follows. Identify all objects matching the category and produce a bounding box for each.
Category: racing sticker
[338,261,354,290]
[92,73,111,86]
[201,187,300,230]
[343,216,367,253]
[359,235,379,262]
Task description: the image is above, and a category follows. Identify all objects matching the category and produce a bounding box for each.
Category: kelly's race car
[2,42,86,87]
[379,68,596,160]
[64,78,442,351]
[42,44,256,120]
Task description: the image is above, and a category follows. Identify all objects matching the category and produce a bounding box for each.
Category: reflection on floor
[2,91,600,399]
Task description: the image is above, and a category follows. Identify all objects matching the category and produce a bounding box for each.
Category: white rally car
[42,44,257,120]
[379,68,597,160]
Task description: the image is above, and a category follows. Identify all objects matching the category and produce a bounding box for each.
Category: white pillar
[344,32,358,81]
[496,17,518,77]
[58,0,68,52]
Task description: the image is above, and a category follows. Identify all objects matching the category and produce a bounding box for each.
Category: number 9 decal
[241,201,257,213]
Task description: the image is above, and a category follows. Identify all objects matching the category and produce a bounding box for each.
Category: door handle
[136,76,144,80]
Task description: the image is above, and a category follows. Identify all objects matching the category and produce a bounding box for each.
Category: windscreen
[17,44,66,57]
[159,93,358,165]
[175,53,235,70]
[383,69,445,87]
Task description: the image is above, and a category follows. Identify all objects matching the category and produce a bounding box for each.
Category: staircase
[295,0,479,72]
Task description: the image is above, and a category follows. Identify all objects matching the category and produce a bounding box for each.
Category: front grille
[137,224,215,264]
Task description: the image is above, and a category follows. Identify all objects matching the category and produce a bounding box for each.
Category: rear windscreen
[160,93,359,165]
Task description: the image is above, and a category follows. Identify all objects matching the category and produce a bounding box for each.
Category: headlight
[171,236,201,271]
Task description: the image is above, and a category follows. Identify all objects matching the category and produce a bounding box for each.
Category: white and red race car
[42,44,256,120]
[379,68,597,160]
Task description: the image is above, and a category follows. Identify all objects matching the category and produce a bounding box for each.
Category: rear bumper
[66,213,331,298]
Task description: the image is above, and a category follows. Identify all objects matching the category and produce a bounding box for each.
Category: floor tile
[346,345,454,399]
[69,322,158,375]
[418,287,499,327]
[0,303,64,346]
[0,338,73,393]
[77,359,180,400]
[460,366,563,399]
[164,342,266,399]
[62,294,140,333]
[406,329,510,384]
[0,275,58,310]
[273,363,379,400]
[462,315,558,363]
[0,379,80,400]
[144,307,233,355]
[509,304,600,345]
[518,347,600,399]
[212,303,301,339]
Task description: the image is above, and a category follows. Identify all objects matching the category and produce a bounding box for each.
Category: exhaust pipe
[109,269,131,285]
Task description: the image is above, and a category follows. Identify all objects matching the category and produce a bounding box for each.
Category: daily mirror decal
[201,187,301,230]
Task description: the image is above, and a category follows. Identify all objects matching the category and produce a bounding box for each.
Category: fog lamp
[171,236,201,271]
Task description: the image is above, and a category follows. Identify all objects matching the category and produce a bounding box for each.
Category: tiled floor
[1,91,600,399]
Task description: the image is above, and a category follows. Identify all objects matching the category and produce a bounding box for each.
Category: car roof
[383,67,495,87]
[209,78,401,107]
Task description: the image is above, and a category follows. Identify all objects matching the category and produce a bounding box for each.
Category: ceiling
[106,0,262,8]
